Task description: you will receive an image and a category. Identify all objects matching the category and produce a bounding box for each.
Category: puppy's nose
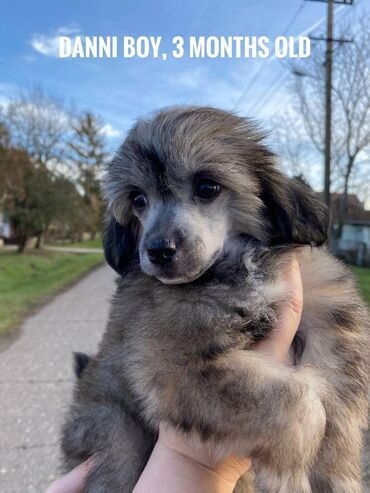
[147,239,177,265]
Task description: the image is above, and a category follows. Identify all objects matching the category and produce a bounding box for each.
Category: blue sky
[0,0,368,147]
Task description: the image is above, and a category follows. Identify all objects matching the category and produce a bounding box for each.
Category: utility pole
[324,0,333,208]
[305,0,353,208]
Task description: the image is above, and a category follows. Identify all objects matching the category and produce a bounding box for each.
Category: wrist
[133,438,249,493]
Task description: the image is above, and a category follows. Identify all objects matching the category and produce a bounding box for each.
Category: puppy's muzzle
[147,238,177,266]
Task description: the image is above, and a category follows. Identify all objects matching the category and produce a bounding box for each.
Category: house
[293,176,370,266]
[0,209,11,240]
[328,193,370,243]
[319,193,370,266]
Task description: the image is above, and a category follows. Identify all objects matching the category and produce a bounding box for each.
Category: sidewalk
[0,265,115,493]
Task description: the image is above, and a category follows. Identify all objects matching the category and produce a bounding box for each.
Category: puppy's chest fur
[98,249,286,422]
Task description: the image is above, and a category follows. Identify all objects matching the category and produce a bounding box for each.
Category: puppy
[61,107,369,493]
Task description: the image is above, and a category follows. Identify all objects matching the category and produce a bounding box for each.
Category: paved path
[1,245,103,254]
[0,265,115,493]
[43,246,103,254]
[0,263,368,492]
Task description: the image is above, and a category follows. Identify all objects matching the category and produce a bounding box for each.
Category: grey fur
[61,107,369,493]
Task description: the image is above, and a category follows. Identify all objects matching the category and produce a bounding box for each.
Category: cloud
[29,25,80,57]
[101,123,121,139]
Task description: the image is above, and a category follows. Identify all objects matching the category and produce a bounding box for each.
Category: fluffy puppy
[61,107,369,493]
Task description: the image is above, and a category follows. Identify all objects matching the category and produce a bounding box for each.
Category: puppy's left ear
[260,170,330,246]
[103,215,139,275]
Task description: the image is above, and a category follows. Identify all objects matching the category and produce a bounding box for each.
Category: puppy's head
[103,106,329,283]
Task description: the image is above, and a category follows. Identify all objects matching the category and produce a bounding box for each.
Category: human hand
[44,458,94,493]
[254,256,303,365]
[133,423,252,493]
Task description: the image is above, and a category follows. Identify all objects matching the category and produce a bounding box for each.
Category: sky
[0,0,369,192]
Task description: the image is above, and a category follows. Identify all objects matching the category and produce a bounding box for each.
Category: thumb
[255,257,303,365]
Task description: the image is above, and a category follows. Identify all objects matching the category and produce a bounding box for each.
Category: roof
[315,192,370,224]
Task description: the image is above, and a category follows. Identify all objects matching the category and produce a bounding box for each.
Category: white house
[328,193,370,266]
[0,209,11,239]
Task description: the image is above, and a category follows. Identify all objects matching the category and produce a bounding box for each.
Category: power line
[248,69,288,115]
[233,1,306,110]
[232,61,269,110]
[283,2,306,35]
[234,0,363,115]
[255,0,361,116]
[305,0,352,4]
[268,93,292,118]
[266,0,364,118]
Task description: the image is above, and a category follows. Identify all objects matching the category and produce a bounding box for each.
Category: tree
[1,95,109,249]
[4,165,88,252]
[49,176,90,242]
[3,88,71,247]
[0,141,40,252]
[0,123,32,201]
[0,122,11,148]
[5,87,69,169]
[69,112,108,238]
[0,121,86,252]
[286,13,370,238]
[9,168,51,252]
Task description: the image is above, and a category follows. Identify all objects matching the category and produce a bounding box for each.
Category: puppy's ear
[73,352,90,379]
[260,170,330,246]
[103,215,139,274]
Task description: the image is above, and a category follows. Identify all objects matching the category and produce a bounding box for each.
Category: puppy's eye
[195,179,222,200]
[130,191,147,210]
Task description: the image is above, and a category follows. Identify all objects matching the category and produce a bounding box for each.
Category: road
[0,263,368,492]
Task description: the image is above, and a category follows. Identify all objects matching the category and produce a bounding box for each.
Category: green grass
[66,238,103,249]
[0,250,103,335]
[352,266,370,306]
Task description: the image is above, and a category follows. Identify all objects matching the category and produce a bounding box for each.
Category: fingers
[45,459,94,493]
[255,257,303,365]
[275,257,303,342]
[157,423,251,488]
[212,454,252,483]
[159,423,251,476]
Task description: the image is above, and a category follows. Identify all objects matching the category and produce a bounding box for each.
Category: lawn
[67,238,103,249]
[352,266,370,306]
[0,250,103,334]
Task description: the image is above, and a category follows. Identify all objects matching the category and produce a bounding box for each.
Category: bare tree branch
[282,11,370,237]
[5,87,69,169]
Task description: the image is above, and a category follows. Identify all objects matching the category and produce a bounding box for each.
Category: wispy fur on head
[102,106,330,279]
